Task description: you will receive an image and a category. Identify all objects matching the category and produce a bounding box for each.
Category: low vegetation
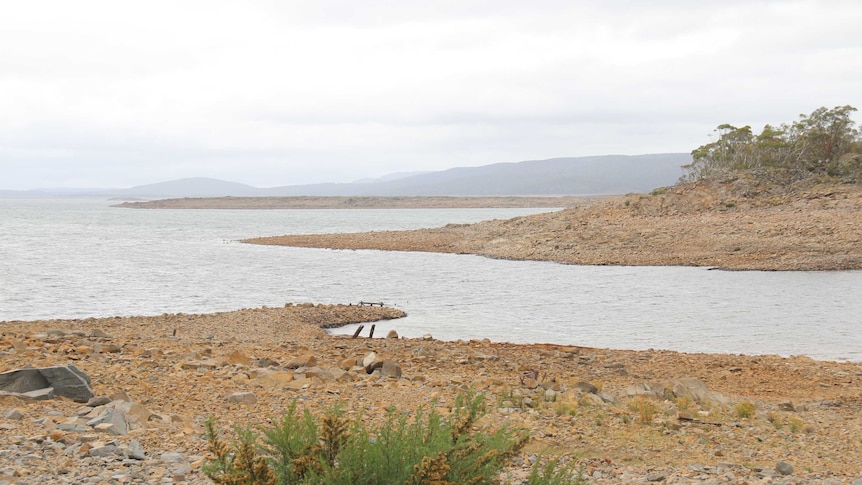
[203,390,585,485]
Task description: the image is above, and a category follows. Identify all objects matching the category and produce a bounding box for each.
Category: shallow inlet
[2,198,860,362]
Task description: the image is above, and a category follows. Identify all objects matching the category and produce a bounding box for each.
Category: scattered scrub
[526,457,587,485]
[766,412,810,434]
[551,397,579,417]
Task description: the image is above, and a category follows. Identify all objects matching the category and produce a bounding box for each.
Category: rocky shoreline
[2,304,862,484]
[244,180,862,271]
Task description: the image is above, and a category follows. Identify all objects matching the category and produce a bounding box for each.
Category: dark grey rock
[0,368,50,394]
[20,388,55,401]
[0,365,94,403]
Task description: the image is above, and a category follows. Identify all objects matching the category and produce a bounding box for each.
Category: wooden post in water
[368,324,376,339]
[351,325,365,339]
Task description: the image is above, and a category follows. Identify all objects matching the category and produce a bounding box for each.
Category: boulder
[87,408,129,435]
[127,439,146,460]
[160,451,186,464]
[0,365,94,403]
[286,354,316,369]
[110,390,132,402]
[284,378,313,390]
[181,359,220,371]
[778,401,796,412]
[620,382,656,399]
[114,401,153,430]
[620,378,727,406]
[522,378,539,390]
[655,378,729,405]
[573,382,598,394]
[386,330,399,339]
[227,350,252,366]
[86,396,112,407]
[89,444,120,457]
[101,343,122,353]
[256,357,280,367]
[380,361,402,379]
[252,371,294,388]
[226,392,258,405]
[776,461,794,476]
[363,352,385,373]
[3,408,24,420]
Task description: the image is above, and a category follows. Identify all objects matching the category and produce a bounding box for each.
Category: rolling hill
[3,153,690,198]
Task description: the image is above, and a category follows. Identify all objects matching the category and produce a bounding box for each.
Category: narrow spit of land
[2,304,861,484]
[113,195,610,210]
[245,179,862,271]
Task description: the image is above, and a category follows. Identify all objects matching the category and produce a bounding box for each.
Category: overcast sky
[2,0,860,190]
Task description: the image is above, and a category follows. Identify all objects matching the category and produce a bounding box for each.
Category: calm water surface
[1,198,860,362]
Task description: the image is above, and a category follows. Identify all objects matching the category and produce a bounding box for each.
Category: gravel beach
[2,304,861,484]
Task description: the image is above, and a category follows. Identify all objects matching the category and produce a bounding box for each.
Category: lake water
[1,198,860,362]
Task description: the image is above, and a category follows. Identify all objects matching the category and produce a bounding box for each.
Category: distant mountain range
[1,153,691,199]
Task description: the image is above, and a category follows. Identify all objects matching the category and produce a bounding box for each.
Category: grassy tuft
[734,401,756,419]
[627,397,658,425]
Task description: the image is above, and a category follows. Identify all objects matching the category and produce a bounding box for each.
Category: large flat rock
[0,365,94,403]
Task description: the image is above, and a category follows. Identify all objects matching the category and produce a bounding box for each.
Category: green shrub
[203,419,277,485]
[204,389,543,485]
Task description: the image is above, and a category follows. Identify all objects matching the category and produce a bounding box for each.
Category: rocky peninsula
[114,196,606,210]
[245,178,862,271]
[2,304,862,484]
